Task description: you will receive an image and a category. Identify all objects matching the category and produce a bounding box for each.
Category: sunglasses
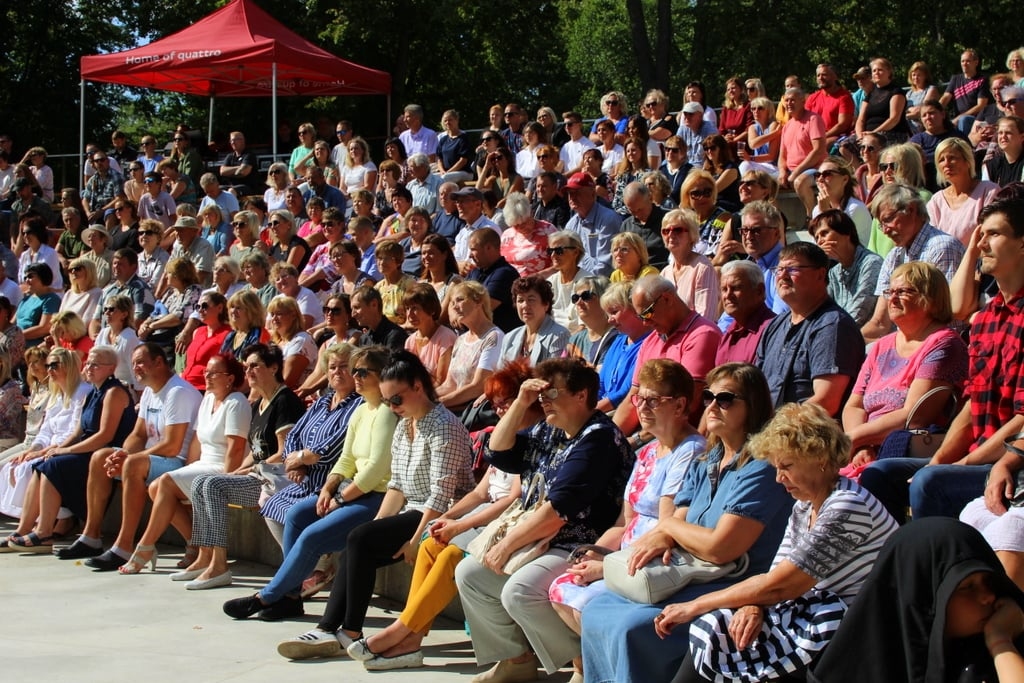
[382,388,410,407]
[638,294,662,320]
[605,100,619,106]
[45,362,61,371]
[643,101,657,108]
[738,179,760,187]
[336,129,349,136]
[538,387,565,402]
[739,227,769,237]
[268,220,285,226]
[139,230,160,236]
[818,169,842,179]
[860,145,878,153]
[69,266,84,273]
[689,188,713,199]
[173,137,187,142]
[571,290,597,304]
[1007,99,1020,107]
[322,306,345,316]
[270,169,284,175]
[879,162,899,172]
[482,136,499,142]
[351,367,375,379]
[102,307,118,314]
[231,221,247,227]
[702,389,745,409]
[198,302,214,311]
[661,225,687,237]
[664,147,681,153]
[537,154,552,160]
[546,246,577,256]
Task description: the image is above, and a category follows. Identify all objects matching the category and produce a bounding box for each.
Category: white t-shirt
[195,391,252,465]
[272,287,325,326]
[139,374,203,459]
[280,332,319,384]
[559,137,596,173]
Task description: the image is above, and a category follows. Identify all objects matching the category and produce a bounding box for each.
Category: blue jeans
[859,458,991,524]
[259,491,383,603]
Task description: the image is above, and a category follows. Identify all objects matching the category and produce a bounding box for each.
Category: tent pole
[272,62,278,161]
[208,95,215,143]
[386,94,392,141]
[79,79,87,192]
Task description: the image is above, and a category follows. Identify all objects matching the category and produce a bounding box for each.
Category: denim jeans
[859,458,990,524]
[259,491,383,603]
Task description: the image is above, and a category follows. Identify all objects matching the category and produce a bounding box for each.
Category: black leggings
[317,510,423,633]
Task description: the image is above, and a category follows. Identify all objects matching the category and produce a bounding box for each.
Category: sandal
[10,531,54,553]
[301,568,336,598]
[176,544,199,569]
[119,544,159,575]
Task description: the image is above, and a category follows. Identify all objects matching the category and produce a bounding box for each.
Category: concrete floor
[0,519,575,683]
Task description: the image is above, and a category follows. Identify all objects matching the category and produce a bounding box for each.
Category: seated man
[864,195,1024,524]
[565,172,623,276]
[350,284,406,350]
[218,131,257,196]
[613,274,721,435]
[89,248,155,337]
[532,171,570,230]
[406,154,442,215]
[466,227,521,333]
[777,88,827,218]
[716,260,775,365]
[198,173,240,222]
[621,181,668,269]
[755,242,865,418]
[57,343,202,569]
[861,183,965,342]
[433,182,465,245]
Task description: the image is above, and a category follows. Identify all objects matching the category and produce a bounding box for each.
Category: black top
[468,256,521,332]
[249,387,305,462]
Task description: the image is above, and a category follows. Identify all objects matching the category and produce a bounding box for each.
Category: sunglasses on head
[702,389,745,409]
[571,290,597,304]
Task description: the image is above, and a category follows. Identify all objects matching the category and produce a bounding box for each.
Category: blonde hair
[748,402,851,473]
[267,296,303,341]
[67,257,98,292]
[450,280,493,322]
[611,231,650,269]
[46,347,83,408]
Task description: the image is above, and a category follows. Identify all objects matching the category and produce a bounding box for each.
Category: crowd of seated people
[6,54,1024,680]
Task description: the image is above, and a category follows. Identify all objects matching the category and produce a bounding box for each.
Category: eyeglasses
[878,210,907,226]
[689,188,713,199]
[323,306,345,316]
[571,290,597,304]
[198,302,214,311]
[351,367,375,379]
[882,287,920,299]
[546,245,577,256]
[141,141,155,146]
[270,169,284,175]
[879,162,899,172]
[702,389,745,409]
[605,100,619,106]
[661,225,687,237]
[299,130,314,136]
[637,293,663,320]
[336,129,349,136]
[230,220,247,227]
[738,179,760,188]
[90,158,106,164]
[643,101,657,108]
[114,206,127,211]
[173,137,187,142]
[45,362,61,371]
[774,265,818,277]
[538,386,566,402]
[139,231,160,236]
[740,227,771,237]
[537,154,552,160]
[382,387,411,406]
[630,394,677,410]
[268,220,285,226]
[503,111,517,117]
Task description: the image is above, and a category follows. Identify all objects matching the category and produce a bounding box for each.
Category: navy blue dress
[33,376,137,519]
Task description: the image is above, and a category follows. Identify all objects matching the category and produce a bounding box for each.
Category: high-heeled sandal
[176,544,199,569]
[119,544,158,575]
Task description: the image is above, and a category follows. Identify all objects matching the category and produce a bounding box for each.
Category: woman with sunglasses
[475,130,507,181]
[866,143,931,256]
[109,199,140,253]
[263,162,290,212]
[268,210,310,271]
[59,257,103,324]
[288,123,318,183]
[545,230,591,332]
[739,97,782,178]
[275,350,473,659]
[564,276,618,369]
[118,355,251,582]
[122,163,147,205]
[297,294,360,400]
[681,170,732,258]
[179,344,305,587]
[581,363,792,683]
[853,132,887,205]
[95,294,140,393]
[403,284,456,386]
[0,348,85,531]
[181,292,231,392]
[703,134,741,212]
[227,210,265,261]
[550,359,703,681]
[661,209,719,320]
[589,91,630,144]
[6,347,135,551]
[643,90,678,144]
[479,146,524,208]
[812,156,873,245]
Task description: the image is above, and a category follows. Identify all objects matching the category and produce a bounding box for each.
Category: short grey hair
[199,173,218,188]
[89,346,120,367]
[576,275,611,297]
[600,281,634,310]
[741,200,784,231]
[623,181,650,203]
[871,183,928,219]
[502,192,532,225]
[634,274,676,301]
[408,153,429,169]
[721,259,765,287]
[404,104,424,119]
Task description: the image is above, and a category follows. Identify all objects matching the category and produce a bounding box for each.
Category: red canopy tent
[79,0,391,169]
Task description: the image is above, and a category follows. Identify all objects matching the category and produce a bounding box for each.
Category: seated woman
[0,346,49,465]
[703,134,741,211]
[545,230,591,333]
[297,294,360,400]
[16,263,61,349]
[564,276,618,369]
[118,355,251,583]
[403,283,456,386]
[596,283,653,414]
[809,210,883,326]
[94,295,139,392]
[738,97,781,178]
[611,137,653,216]
[220,289,268,360]
[683,170,733,258]
[275,351,474,659]
[346,363,537,671]
[660,209,719,320]
[549,360,705,680]
[580,363,793,683]
[0,350,26,450]
[811,156,873,245]
[853,133,887,206]
[453,358,634,681]
[376,186,412,242]
[419,233,462,311]
[258,342,362,547]
[499,276,570,368]
[669,402,899,682]
[436,281,504,414]
[398,206,432,278]
[500,192,556,278]
[60,257,103,324]
[329,236,376,297]
[229,210,266,261]
[928,137,1000,246]
[809,518,1024,683]
[266,296,317,390]
[138,257,202,351]
[609,231,660,283]
[373,239,417,326]
[268,210,311,271]
[5,347,135,550]
[49,310,93,359]
[180,291,230,392]
[644,171,676,210]
[175,344,306,588]
[851,263,968,496]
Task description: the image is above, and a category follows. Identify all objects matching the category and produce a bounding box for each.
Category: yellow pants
[399,535,465,633]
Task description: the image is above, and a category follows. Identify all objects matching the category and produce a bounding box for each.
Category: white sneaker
[364,650,425,671]
[276,629,343,660]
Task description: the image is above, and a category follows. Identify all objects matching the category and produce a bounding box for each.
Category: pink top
[853,327,968,422]
[633,310,722,385]
[661,255,720,320]
[926,181,1001,246]
[405,324,458,384]
[780,110,826,171]
[499,220,555,277]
